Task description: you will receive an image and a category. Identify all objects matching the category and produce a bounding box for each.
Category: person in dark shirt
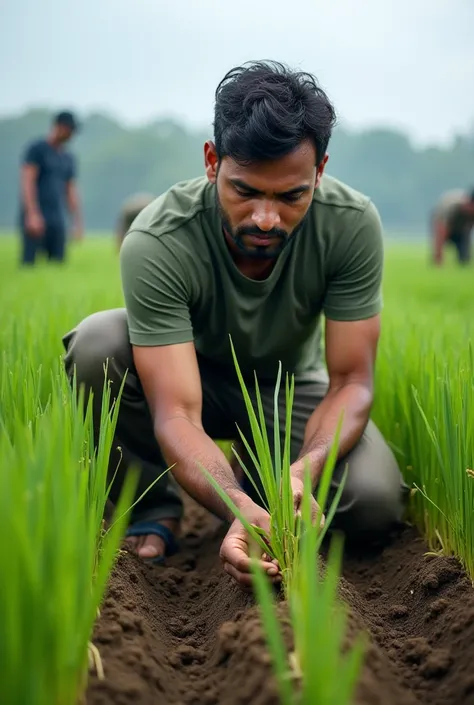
[19,110,84,265]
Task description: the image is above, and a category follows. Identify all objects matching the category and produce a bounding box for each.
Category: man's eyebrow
[229,178,311,197]
[229,178,263,195]
[281,185,311,196]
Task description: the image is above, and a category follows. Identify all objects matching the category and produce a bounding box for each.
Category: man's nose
[251,202,281,231]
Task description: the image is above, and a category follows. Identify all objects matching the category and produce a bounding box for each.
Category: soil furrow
[86,498,474,705]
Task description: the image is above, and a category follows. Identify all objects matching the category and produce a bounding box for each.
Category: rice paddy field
[2,231,474,705]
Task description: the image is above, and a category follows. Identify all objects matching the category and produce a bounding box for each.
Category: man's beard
[216,192,307,260]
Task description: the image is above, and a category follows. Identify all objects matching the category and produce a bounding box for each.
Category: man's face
[205,140,327,259]
[56,124,75,144]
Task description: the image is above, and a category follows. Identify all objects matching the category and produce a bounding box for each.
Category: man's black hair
[53,110,80,131]
[213,60,337,168]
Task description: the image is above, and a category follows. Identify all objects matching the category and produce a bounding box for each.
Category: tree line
[1,108,473,232]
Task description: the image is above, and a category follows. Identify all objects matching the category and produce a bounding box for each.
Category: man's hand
[25,211,45,238]
[290,475,325,527]
[72,224,84,242]
[219,501,280,590]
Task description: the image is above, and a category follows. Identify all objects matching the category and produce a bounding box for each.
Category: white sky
[2,0,474,145]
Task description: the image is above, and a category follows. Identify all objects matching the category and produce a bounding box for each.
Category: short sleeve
[22,141,43,167]
[323,200,384,321]
[119,229,194,347]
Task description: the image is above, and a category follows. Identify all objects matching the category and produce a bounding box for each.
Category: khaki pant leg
[62,308,236,524]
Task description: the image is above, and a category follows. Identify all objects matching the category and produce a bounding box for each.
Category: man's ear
[315,153,329,189]
[204,141,219,184]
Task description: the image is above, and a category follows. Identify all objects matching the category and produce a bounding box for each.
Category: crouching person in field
[62,61,407,590]
[116,192,155,250]
[430,188,474,266]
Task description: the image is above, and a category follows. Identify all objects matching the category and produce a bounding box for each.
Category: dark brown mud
[87,496,474,705]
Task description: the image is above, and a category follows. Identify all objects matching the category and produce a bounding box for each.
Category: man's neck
[47,132,62,149]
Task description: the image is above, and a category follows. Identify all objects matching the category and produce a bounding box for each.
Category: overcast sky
[3,0,474,145]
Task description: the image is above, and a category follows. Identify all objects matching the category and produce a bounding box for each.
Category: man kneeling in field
[63,61,406,589]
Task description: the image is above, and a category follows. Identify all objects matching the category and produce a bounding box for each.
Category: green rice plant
[411,358,474,575]
[200,339,362,702]
[0,365,139,705]
[0,238,123,413]
[289,473,366,703]
[201,338,347,599]
[373,319,474,579]
[249,467,366,705]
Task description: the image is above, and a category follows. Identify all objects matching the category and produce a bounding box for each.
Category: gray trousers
[62,308,407,544]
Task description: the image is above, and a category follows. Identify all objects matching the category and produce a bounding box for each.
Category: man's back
[19,138,75,227]
[120,173,383,383]
[433,189,472,233]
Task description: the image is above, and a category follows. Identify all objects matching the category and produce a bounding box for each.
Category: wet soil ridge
[87,501,474,705]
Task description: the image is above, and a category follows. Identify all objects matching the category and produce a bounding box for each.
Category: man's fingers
[307,497,325,526]
[220,542,251,573]
[263,554,281,572]
[221,543,279,576]
[223,560,281,590]
[223,562,253,588]
[312,507,326,528]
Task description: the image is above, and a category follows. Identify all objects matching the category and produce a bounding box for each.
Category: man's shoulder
[130,176,214,239]
[311,173,371,214]
[27,137,47,149]
[23,137,48,158]
[306,174,383,265]
[435,189,465,215]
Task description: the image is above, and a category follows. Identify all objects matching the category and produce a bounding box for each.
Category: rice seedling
[201,338,347,598]
[289,474,366,704]
[0,364,139,705]
[249,465,366,705]
[200,337,363,703]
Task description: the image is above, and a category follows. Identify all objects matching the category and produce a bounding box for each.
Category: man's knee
[333,424,407,544]
[341,479,405,544]
[62,308,131,391]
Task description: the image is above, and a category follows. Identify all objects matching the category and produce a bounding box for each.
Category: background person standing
[19,110,83,265]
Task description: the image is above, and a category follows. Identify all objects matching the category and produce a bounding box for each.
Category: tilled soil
[87,495,474,705]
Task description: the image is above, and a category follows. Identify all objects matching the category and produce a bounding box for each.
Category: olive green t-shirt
[120,174,384,383]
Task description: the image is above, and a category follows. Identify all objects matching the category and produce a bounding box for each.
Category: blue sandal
[125,520,179,565]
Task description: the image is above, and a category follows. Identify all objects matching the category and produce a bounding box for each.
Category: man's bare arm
[21,164,41,217]
[66,181,83,235]
[291,315,380,486]
[133,342,251,521]
[21,164,45,236]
